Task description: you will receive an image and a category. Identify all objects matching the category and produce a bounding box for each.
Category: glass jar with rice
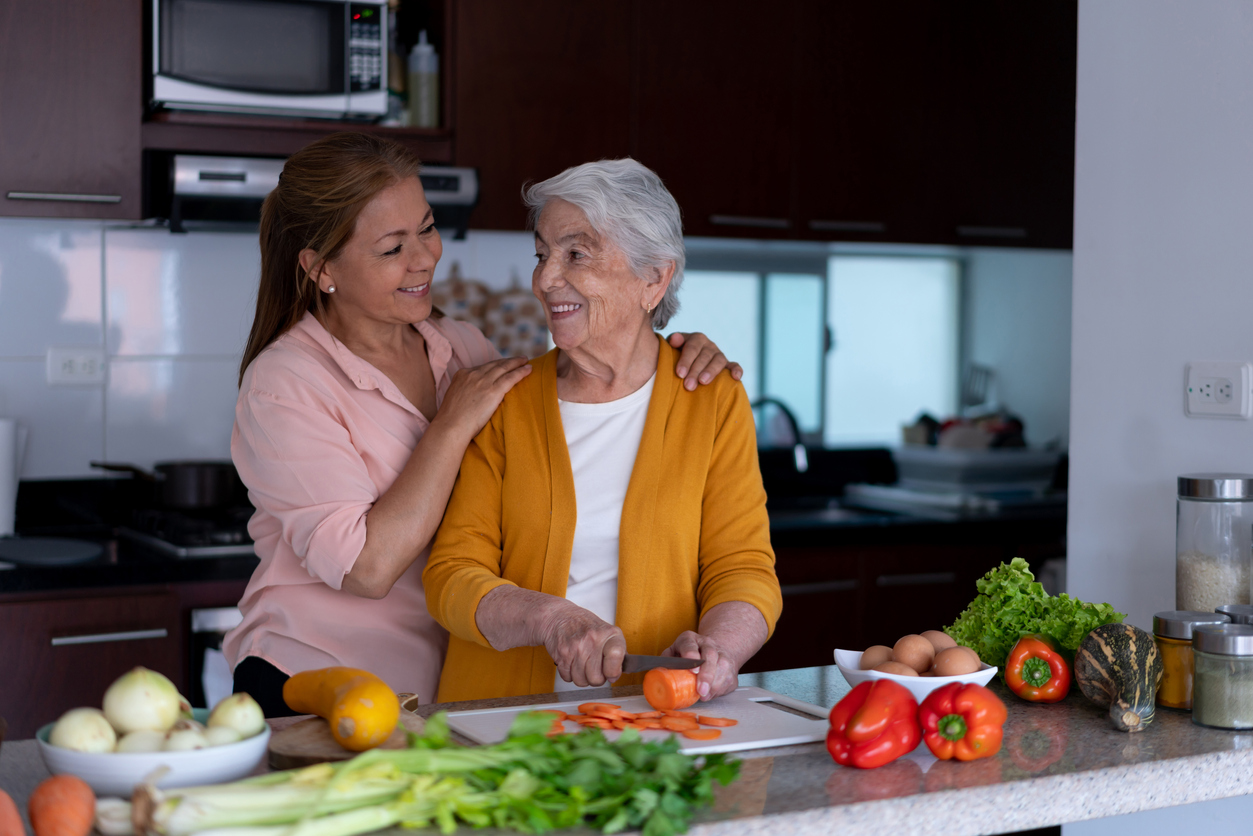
[1176,474,1253,613]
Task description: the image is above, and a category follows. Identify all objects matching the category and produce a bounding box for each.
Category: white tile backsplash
[105,228,258,357]
[0,360,104,478]
[0,219,103,357]
[105,358,238,468]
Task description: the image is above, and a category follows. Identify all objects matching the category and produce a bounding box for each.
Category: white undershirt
[553,373,655,691]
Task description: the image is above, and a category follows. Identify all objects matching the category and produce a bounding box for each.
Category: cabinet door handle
[7,191,122,204]
[956,225,1027,239]
[808,220,886,233]
[875,572,957,587]
[709,215,790,230]
[51,628,169,647]
[780,579,859,595]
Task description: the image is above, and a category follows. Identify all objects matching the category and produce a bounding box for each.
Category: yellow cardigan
[423,336,781,702]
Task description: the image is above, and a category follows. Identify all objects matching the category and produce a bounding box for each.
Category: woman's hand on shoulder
[433,356,532,441]
[666,333,743,392]
[664,631,740,701]
[540,603,627,688]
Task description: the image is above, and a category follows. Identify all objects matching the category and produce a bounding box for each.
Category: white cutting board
[445,686,829,755]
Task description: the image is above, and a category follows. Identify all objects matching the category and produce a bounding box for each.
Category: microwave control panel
[348,3,384,93]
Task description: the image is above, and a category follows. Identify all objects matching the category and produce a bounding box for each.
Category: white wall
[1065,0,1253,832]
[964,248,1072,448]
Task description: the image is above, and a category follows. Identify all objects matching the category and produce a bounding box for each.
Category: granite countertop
[4,665,1251,836]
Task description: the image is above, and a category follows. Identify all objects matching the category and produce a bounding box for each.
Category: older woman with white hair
[424,159,782,703]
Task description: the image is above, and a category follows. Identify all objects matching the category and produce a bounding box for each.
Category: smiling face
[307,175,442,330]
[532,199,667,352]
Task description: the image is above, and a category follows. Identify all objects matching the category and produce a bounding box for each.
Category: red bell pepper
[1004,633,1071,703]
[827,679,921,769]
[918,682,1007,762]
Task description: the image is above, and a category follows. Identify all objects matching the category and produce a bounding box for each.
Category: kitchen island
[3,665,1252,836]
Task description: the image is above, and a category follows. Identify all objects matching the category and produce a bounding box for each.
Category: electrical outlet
[46,347,106,387]
[1185,361,1252,418]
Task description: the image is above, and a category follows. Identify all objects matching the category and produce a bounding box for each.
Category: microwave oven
[151,0,388,120]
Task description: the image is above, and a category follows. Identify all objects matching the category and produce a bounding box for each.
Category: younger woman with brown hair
[222,132,738,714]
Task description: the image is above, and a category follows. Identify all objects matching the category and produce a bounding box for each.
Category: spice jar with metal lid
[1176,474,1253,612]
[1192,623,1253,729]
[1216,604,1253,624]
[1153,610,1231,709]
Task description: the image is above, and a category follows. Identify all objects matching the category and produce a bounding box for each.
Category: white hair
[523,158,685,329]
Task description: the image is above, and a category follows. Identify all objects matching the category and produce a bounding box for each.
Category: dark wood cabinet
[0,0,143,219]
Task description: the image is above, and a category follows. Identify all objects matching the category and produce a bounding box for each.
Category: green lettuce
[945,557,1125,667]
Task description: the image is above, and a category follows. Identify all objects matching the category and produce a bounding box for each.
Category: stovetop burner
[119,506,256,559]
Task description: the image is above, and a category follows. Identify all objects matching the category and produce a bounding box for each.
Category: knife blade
[621,654,701,674]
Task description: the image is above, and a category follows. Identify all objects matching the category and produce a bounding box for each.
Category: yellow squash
[282,667,400,751]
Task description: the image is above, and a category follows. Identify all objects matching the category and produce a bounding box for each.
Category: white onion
[115,729,166,753]
[103,667,183,734]
[163,728,209,751]
[49,707,117,752]
[207,693,266,739]
[204,726,242,747]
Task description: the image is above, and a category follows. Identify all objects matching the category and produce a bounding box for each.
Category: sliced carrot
[635,719,665,729]
[697,716,738,727]
[584,708,633,721]
[635,710,664,719]
[681,728,722,740]
[578,702,622,715]
[625,722,649,730]
[611,718,631,730]
[643,668,699,711]
[660,716,700,731]
[662,709,697,718]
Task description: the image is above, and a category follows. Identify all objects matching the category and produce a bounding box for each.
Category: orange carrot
[577,702,622,715]
[661,709,697,718]
[611,718,630,730]
[635,718,665,729]
[660,715,700,731]
[643,668,699,711]
[28,775,94,836]
[697,715,738,727]
[681,728,722,740]
[635,710,664,719]
[0,790,23,836]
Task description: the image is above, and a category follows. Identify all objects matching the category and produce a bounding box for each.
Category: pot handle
[90,461,158,481]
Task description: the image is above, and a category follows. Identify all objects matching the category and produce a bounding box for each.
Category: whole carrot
[28,776,94,836]
[0,789,24,836]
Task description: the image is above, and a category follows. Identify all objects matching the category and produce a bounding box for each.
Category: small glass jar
[1192,623,1253,730]
[1176,474,1253,612]
[1216,604,1253,625]
[1153,610,1231,709]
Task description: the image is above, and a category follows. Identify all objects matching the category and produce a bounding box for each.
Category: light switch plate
[46,347,106,387]
[1185,361,1252,418]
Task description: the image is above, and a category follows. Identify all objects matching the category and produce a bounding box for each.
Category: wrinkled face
[532,199,655,351]
[317,176,442,327]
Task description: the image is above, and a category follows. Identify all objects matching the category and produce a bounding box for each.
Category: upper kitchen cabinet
[452,0,633,230]
[633,1,797,239]
[0,0,143,220]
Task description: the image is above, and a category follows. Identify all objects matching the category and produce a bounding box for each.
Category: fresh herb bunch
[945,557,1126,668]
[104,711,739,836]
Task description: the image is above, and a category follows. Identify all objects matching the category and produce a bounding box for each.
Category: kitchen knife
[621,654,701,674]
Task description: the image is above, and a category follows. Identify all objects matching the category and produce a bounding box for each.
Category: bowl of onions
[36,667,270,797]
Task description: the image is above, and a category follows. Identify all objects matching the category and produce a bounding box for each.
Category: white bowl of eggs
[835,630,998,702]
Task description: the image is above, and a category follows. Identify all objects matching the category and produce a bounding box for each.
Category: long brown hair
[239,131,438,384]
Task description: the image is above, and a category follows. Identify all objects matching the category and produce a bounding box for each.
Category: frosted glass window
[764,274,824,432]
[665,271,760,400]
[824,256,959,447]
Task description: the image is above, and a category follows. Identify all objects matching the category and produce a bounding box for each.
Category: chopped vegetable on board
[945,558,1125,668]
[918,682,1007,762]
[1005,634,1072,703]
[826,680,921,770]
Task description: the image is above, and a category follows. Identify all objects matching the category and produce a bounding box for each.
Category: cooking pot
[91,460,243,509]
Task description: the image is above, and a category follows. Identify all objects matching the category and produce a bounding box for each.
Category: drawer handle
[7,191,122,204]
[956,225,1027,239]
[876,572,957,587]
[808,220,886,233]
[780,579,858,595]
[709,214,791,230]
[51,628,168,647]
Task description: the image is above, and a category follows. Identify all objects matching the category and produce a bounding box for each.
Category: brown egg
[921,630,957,653]
[874,661,920,677]
[859,645,894,670]
[932,646,983,677]
[892,634,936,673]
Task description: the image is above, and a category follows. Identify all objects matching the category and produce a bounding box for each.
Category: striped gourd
[1074,623,1163,732]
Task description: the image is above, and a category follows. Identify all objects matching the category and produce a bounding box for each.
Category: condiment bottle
[407,30,439,128]
[1152,610,1231,709]
[1216,604,1253,624]
[1176,474,1253,612]
[1192,623,1253,730]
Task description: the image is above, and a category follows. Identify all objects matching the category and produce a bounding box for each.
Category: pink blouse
[222,312,499,701]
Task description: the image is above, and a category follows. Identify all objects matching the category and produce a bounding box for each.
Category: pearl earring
[327,285,336,294]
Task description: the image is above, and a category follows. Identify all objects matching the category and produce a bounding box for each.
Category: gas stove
[119,506,256,559]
